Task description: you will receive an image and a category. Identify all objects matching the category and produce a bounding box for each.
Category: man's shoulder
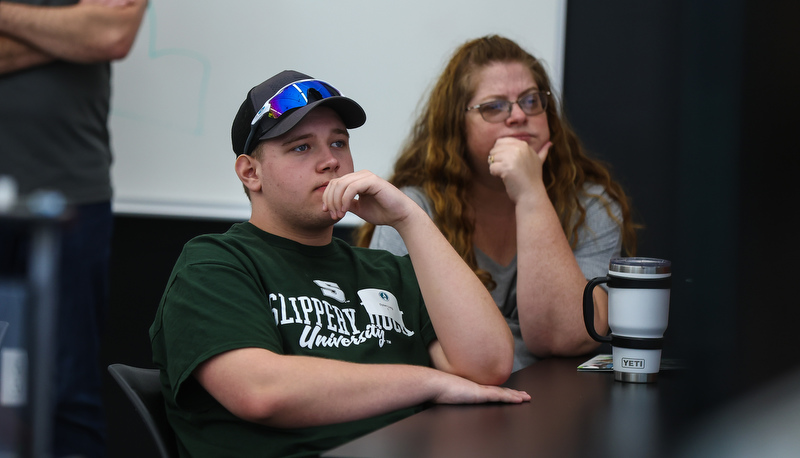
[177,223,259,263]
[183,222,246,245]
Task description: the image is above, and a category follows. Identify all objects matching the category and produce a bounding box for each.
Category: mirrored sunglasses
[243,79,342,154]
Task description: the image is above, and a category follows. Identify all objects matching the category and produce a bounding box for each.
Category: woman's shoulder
[398,185,434,215]
[579,182,622,219]
[581,182,609,197]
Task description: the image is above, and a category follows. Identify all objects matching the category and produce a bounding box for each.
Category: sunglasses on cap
[242,79,342,154]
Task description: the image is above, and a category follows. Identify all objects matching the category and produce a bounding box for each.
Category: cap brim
[256,96,366,142]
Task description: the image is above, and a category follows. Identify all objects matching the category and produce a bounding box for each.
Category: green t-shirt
[150,222,437,457]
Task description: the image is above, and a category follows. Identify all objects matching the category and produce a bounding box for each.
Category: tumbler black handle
[583,276,612,343]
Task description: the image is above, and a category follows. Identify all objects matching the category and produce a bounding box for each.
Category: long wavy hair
[355,35,638,288]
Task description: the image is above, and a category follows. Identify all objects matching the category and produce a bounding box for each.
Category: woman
[355,35,637,370]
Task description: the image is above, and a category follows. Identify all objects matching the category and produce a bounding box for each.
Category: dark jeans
[0,202,112,458]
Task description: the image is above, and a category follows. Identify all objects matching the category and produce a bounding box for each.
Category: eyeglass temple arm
[242,100,272,154]
[242,126,256,155]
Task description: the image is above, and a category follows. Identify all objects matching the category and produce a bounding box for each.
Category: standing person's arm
[0,30,51,72]
[488,138,607,357]
[323,170,515,384]
[0,0,147,74]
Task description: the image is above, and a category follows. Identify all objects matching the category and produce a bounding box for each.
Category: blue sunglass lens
[268,81,338,119]
[243,79,342,154]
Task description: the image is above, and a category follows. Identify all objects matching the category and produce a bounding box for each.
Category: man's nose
[318,147,340,172]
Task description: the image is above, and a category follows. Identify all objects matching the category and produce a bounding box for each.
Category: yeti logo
[313,280,346,303]
[621,357,645,369]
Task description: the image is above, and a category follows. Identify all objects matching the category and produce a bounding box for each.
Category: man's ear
[235,154,262,193]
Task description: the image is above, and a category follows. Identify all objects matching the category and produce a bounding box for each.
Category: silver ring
[488,155,494,165]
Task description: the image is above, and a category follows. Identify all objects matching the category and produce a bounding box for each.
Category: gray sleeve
[369,183,623,281]
[368,186,433,256]
[574,183,625,281]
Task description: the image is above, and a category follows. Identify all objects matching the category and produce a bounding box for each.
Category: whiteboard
[109,0,567,223]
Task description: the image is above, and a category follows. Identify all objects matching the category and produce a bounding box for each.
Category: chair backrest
[107,364,179,458]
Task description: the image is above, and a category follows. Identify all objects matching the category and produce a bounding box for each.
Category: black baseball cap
[231,70,367,155]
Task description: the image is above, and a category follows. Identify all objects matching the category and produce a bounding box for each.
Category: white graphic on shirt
[313,280,346,303]
[267,281,414,351]
[357,289,414,337]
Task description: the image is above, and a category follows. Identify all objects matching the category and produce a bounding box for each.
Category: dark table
[323,356,690,458]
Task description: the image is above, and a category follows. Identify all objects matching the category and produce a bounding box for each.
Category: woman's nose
[506,102,528,124]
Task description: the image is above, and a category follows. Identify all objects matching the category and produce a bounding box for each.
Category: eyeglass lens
[478,92,547,123]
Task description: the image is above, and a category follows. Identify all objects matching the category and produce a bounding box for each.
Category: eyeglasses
[243,79,342,154]
[465,91,550,123]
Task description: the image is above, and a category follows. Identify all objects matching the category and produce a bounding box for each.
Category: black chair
[107,364,179,458]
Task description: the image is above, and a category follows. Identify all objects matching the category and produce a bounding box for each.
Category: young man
[150,70,529,457]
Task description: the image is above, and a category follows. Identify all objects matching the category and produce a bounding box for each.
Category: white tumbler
[583,257,671,383]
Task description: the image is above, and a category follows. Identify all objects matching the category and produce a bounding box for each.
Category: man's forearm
[0,0,147,65]
[237,357,440,428]
[319,171,514,384]
[394,208,515,385]
[196,348,529,429]
[0,34,53,74]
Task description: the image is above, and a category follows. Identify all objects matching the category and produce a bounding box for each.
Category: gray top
[0,0,113,205]
[369,185,623,371]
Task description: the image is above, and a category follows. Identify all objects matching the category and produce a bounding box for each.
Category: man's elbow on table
[430,341,514,386]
